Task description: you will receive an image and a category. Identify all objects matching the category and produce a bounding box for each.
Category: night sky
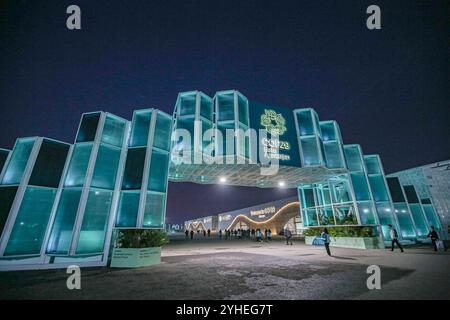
[0,0,448,223]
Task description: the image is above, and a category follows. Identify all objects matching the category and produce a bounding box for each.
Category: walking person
[185,229,189,239]
[190,230,194,240]
[219,229,222,239]
[284,228,293,245]
[203,230,206,237]
[256,229,262,242]
[427,226,440,251]
[207,229,211,237]
[388,224,404,252]
[321,228,331,256]
[267,229,272,241]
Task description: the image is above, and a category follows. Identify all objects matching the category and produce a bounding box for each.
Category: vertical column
[116,109,172,230]
[293,108,326,167]
[386,177,417,240]
[364,154,401,240]
[0,138,70,257]
[319,121,345,169]
[0,137,41,254]
[343,145,379,226]
[46,112,129,257]
[403,185,430,238]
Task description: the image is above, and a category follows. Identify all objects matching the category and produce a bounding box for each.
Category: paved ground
[0,236,449,300]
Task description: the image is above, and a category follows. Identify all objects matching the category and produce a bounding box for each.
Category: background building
[389,160,449,237]
[185,197,303,235]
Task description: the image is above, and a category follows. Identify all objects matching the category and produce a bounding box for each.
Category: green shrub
[304,226,376,237]
[116,229,169,248]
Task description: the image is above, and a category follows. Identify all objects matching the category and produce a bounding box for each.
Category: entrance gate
[0,90,441,270]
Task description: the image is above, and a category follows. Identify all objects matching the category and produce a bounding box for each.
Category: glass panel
[121,148,146,190]
[330,178,352,204]
[76,189,113,254]
[115,191,140,227]
[76,113,100,143]
[64,143,93,187]
[318,207,335,225]
[4,187,56,256]
[323,142,343,168]
[29,140,69,188]
[202,120,213,153]
[386,177,406,203]
[375,202,397,240]
[179,92,197,116]
[296,110,314,136]
[364,156,381,175]
[334,205,358,225]
[200,94,213,121]
[394,204,416,239]
[320,122,336,141]
[102,114,126,147]
[409,204,428,237]
[153,112,172,151]
[357,201,377,225]
[368,174,389,202]
[316,186,331,206]
[142,192,165,228]
[350,172,371,201]
[91,144,121,190]
[175,117,195,152]
[304,209,318,226]
[302,188,315,208]
[1,138,35,185]
[422,205,440,230]
[0,150,10,173]
[237,94,249,126]
[130,110,152,147]
[0,186,18,237]
[47,189,82,254]
[148,150,169,192]
[301,137,320,166]
[343,145,363,172]
[217,122,235,156]
[403,185,420,203]
[217,92,235,121]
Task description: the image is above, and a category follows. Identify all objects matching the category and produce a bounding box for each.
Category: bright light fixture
[219,177,227,183]
[278,181,286,187]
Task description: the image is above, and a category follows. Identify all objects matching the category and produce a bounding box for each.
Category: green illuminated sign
[261,109,287,136]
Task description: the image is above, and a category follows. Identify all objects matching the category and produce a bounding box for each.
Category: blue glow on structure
[0,90,444,270]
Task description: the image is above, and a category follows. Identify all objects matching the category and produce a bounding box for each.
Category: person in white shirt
[388,224,404,252]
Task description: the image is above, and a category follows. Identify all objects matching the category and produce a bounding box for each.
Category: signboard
[249,101,301,167]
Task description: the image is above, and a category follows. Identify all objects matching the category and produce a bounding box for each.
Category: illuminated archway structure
[0,90,442,270]
[225,202,300,235]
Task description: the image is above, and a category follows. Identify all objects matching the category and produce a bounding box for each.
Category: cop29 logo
[261,109,287,136]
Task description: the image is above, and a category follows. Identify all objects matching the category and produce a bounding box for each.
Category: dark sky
[0,0,449,223]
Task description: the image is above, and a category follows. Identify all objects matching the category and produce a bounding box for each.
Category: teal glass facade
[0,90,441,270]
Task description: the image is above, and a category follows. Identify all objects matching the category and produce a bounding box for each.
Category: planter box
[305,236,384,249]
[110,247,161,268]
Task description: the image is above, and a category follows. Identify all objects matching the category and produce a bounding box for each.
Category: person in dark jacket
[427,226,439,251]
[190,230,194,240]
[321,228,331,256]
[185,230,189,239]
[284,228,293,245]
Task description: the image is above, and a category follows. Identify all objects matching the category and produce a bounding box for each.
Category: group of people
[389,224,444,252]
[184,228,211,239]
[318,224,444,257]
[184,224,444,255]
